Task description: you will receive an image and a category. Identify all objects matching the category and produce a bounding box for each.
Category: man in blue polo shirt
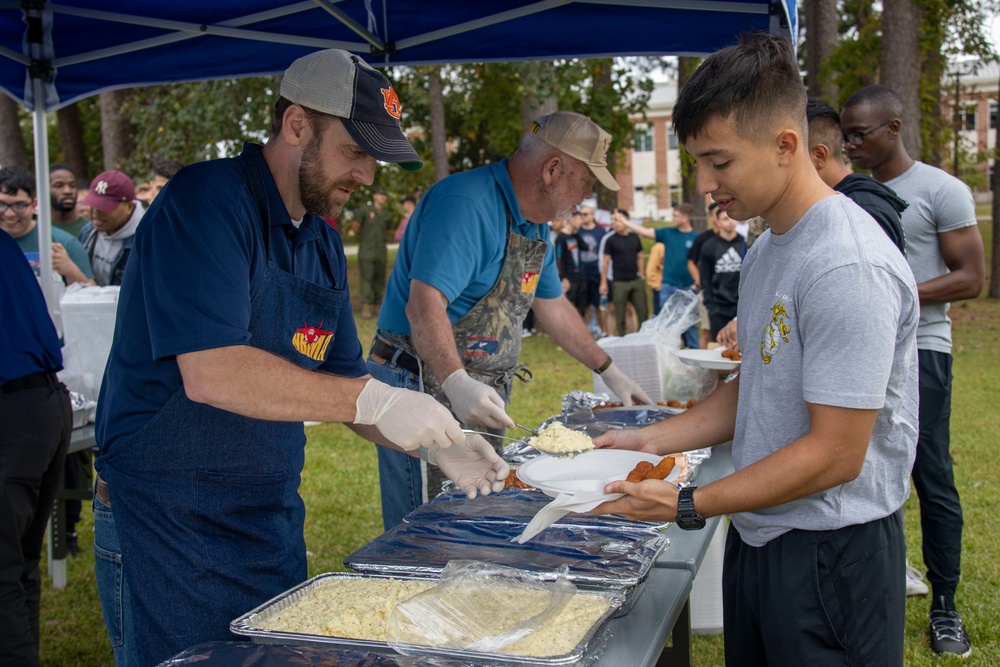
[92,49,508,667]
[370,111,652,528]
[0,232,72,666]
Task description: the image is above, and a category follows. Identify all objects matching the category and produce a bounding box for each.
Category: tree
[427,67,449,183]
[0,95,28,169]
[880,0,922,157]
[992,72,1000,298]
[99,89,132,171]
[803,0,840,100]
[677,57,707,230]
[56,103,88,179]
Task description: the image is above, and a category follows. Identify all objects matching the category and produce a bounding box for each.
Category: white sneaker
[906,563,929,596]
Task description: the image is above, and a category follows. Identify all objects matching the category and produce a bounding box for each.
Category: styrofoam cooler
[690,517,726,635]
[58,285,121,403]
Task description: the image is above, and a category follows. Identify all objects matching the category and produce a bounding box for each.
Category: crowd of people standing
[1,35,987,667]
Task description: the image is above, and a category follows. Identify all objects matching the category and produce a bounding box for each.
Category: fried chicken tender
[645,456,676,480]
[625,456,676,482]
[626,460,654,483]
[721,349,742,360]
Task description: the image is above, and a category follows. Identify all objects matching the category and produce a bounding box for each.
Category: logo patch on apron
[292,322,334,361]
[521,271,540,293]
[464,337,499,358]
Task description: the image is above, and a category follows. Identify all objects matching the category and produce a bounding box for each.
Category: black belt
[369,338,421,375]
[0,371,56,396]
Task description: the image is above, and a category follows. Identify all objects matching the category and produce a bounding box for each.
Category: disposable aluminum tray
[410,488,669,532]
[344,518,667,614]
[230,571,623,667]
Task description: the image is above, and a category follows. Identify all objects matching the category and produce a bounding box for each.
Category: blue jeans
[93,491,137,667]
[366,357,425,530]
[659,284,699,349]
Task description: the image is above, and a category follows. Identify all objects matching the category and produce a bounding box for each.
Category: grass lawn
[37,221,998,666]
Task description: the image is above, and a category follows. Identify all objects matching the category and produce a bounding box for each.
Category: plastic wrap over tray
[344,518,667,591]
[230,570,622,667]
[410,488,667,532]
[158,640,472,666]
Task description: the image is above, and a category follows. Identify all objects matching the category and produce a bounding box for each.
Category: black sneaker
[929,597,972,658]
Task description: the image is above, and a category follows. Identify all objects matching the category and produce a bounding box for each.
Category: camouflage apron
[381,209,548,495]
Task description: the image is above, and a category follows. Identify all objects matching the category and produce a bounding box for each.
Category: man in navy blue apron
[371,111,652,529]
[92,49,508,667]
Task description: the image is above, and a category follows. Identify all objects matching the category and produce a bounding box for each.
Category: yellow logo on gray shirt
[760,301,791,364]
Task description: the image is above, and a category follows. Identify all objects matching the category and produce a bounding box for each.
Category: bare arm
[917,226,985,305]
[688,259,700,289]
[623,219,655,239]
[636,250,645,280]
[406,279,464,382]
[594,374,740,455]
[532,295,609,370]
[51,243,95,286]
[177,345,366,422]
[595,395,878,523]
[599,253,610,294]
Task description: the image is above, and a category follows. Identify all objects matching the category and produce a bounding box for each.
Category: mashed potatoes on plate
[527,422,594,454]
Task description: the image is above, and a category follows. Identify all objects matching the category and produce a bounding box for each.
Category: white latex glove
[355,378,465,451]
[421,434,511,499]
[441,369,515,430]
[600,362,653,406]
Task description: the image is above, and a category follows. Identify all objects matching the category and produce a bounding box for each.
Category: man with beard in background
[49,163,90,239]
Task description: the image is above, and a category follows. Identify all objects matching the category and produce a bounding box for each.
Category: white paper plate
[516,449,680,498]
[673,348,741,371]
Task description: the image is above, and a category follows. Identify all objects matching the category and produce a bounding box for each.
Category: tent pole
[31,75,58,320]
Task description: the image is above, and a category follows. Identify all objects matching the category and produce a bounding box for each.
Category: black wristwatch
[675,485,706,531]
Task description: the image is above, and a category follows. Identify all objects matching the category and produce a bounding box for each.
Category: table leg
[48,496,68,589]
[655,599,691,667]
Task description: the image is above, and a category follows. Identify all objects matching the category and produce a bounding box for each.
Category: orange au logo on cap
[381,88,402,119]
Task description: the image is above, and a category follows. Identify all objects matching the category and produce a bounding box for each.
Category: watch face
[677,516,706,530]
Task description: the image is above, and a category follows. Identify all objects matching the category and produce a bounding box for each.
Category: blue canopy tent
[1,0,796,309]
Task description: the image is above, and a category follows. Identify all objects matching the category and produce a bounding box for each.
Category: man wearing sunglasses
[841,84,985,658]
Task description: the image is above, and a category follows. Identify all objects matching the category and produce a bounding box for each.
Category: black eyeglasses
[0,201,32,214]
[842,118,896,147]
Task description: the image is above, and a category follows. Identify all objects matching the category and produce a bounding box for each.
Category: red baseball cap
[83,171,135,213]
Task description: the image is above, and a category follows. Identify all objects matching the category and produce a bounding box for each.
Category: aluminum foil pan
[159,640,471,666]
[230,572,623,667]
[344,519,667,591]
[410,488,668,532]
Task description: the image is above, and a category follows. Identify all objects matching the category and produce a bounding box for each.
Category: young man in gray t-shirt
[842,84,985,658]
[591,36,919,665]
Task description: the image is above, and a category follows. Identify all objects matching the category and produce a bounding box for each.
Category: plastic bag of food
[387,560,577,653]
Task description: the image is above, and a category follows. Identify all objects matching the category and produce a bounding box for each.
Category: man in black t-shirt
[698,206,745,339]
[687,203,720,347]
[555,211,590,316]
[600,209,647,336]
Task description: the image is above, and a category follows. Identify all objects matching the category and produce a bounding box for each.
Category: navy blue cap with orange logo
[280,49,422,172]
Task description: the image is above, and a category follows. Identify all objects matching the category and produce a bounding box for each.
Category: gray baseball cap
[280,49,422,171]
